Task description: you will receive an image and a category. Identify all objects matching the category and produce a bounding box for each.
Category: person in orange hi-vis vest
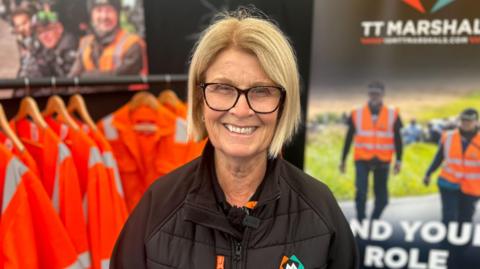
[424,108,480,224]
[10,118,91,268]
[97,102,205,211]
[68,0,148,80]
[0,144,84,269]
[45,116,127,269]
[339,81,403,221]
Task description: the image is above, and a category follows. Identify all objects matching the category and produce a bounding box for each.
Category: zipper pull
[234,242,242,261]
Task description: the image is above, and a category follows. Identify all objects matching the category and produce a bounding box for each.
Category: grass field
[415,91,480,123]
[305,90,480,201]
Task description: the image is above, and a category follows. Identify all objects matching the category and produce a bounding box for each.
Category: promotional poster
[306,0,480,268]
[0,0,147,97]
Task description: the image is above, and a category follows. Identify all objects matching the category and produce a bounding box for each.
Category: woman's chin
[215,145,266,160]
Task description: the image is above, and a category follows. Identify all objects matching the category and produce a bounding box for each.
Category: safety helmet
[34,9,59,27]
[367,81,385,94]
[460,108,479,121]
[87,0,121,13]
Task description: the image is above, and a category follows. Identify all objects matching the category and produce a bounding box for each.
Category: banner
[0,0,147,97]
[306,0,480,268]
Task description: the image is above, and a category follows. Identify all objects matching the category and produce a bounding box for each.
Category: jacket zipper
[231,239,242,269]
[230,196,278,269]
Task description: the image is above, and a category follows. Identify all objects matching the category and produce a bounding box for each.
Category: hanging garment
[77,122,128,222]
[162,99,187,118]
[45,116,126,269]
[0,132,39,176]
[162,100,206,163]
[0,144,83,269]
[10,118,91,269]
[97,104,204,210]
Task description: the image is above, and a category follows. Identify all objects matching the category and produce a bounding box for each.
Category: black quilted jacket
[111,144,359,269]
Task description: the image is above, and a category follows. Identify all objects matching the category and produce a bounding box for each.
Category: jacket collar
[183,141,281,237]
[110,103,177,173]
[93,27,120,46]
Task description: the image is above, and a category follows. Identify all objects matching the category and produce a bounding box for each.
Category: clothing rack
[0,74,188,90]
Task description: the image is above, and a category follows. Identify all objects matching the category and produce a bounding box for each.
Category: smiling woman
[111,7,359,269]
[201,47,281,163]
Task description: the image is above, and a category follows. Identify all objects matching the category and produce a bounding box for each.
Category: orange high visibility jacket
[439,130,480,196]
[0,145,84,269]
[162,101,206,163]
[80,29,148,75]
[0,132,39,176]
[77,122,126,203]
[352,104,398,162]
[79,123,129,265]
[97,104,205,210]
[11,119,90,268]
[78,122,128,221]
[46,117,126,269]
[163,100,188,118]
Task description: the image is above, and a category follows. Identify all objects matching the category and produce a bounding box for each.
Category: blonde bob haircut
[187,8,301,157]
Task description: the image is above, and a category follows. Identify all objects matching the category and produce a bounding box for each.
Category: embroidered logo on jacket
[279,255,304,269]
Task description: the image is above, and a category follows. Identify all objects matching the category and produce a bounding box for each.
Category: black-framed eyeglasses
[199,83,285,114]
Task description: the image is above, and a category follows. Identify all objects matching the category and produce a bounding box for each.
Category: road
[340,194,480,222]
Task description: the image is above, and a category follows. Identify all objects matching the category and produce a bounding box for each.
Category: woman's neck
[214,149,267,207]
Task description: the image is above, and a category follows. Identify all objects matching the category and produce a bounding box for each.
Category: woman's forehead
[204,48,274,85]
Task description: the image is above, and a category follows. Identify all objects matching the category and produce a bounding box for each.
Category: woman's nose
[229,93,254,116]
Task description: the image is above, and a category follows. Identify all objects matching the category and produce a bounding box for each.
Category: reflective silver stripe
[443,131,454,159]
[356,130,393,138]
[464,160,480,167]
[354,143,395,150]
[83,195,88,222]
[113,33,130,69]
[88,147,103,168]
[376,131,394,138]
[356,130,372,136]
[2,157,27,213]
[51,165,61,213]
[445,159,463,165]
[387,107,395,131]
[102,115,119,140]
[443,167,463,178]
[355,106,394,137]
[101,259,110,269]
[355,107,363,131]
[103,152,124,197]
[443,167,480,180]
[378,144,395,150]
[87,147,102,218]
[60,123,69,141]
[464,175,480,180]
[443,131,480,168]
[447,158,480,167]
[78,251,91,269]
[175,118,188,143]
[29,121,39,142]
[65,259,83,269]
[77,35,93,58]
[52,143,72,212]
[58,143,71,163]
